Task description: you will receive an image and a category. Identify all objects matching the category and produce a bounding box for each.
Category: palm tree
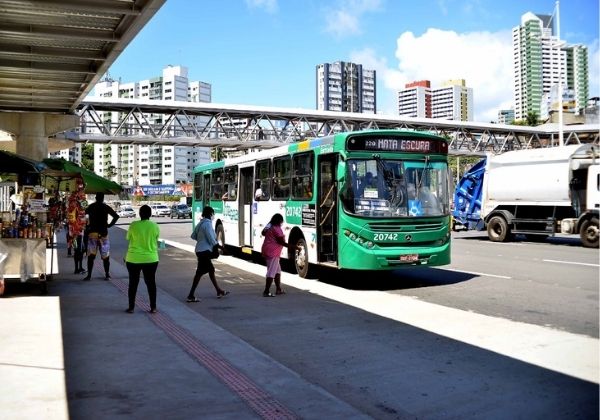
[526,111,539,126]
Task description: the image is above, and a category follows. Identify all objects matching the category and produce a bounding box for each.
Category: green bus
[192,130,451,277]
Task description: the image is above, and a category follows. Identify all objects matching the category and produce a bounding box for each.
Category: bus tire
[580,217,599,248]
[293,237,309,278]
[487,215,511,242]
[215,223,225,253]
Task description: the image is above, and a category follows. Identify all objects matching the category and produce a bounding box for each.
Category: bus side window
[292,152,313,200]
[211,169,223,200]
[193,173,203,202]
[223,166,238,201]
[255,159,271,201]
[273,156,291,200]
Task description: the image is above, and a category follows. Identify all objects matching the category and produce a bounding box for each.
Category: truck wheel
[487,215,511,242]
[580,217,599,248]
[292,237,309,278]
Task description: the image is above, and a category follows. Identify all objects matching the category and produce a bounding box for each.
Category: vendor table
[0,238,55,294]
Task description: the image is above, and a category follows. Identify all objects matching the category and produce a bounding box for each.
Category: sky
[104,0,599,123]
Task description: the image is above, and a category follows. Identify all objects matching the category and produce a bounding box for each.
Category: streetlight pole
[556,0,564,146]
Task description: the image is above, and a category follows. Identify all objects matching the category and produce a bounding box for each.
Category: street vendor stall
[0,151,55,295]
[0,152,123,295]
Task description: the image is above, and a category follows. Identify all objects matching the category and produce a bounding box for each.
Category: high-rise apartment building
[397,80,432,118]
[90,65,211,187]
[431,79,473,121]
[512,11,588,121]
[566,44,589,111]
[48,144,83,164]
[316,61,376,113]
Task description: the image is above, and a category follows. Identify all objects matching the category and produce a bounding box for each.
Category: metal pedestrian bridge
[63,97,599,155]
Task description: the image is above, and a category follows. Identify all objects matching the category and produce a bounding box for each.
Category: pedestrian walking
[82,192,119,281]
[187,206,229,302]
[261,213,290,297]
[124,205,160,314]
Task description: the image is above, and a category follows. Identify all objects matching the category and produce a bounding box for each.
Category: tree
[526,111,540,126]
[81,144,94,171]
[105,165,117,180]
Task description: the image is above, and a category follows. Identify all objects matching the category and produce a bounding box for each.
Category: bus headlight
[366,241,374,248]
[344,229,351,236]
[349,233,357,240]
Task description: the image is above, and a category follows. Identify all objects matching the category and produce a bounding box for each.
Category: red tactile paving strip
[110,276,298,419]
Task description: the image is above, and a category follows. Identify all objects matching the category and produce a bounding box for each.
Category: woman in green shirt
[125,205,160,313]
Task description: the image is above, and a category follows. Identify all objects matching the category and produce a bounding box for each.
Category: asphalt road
[104,217,598,419]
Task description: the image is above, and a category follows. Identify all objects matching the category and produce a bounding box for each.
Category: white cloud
[245,0,278,14]
[353,28,515,121]
[325,0,383,38]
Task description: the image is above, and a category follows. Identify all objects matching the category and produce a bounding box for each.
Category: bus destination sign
[347,136,447,153]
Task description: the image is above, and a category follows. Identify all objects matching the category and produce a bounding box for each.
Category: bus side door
[317,154,338,263]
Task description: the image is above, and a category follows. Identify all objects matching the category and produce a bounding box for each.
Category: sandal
[186,297,200,303]
[263,292,275,297]
[217,291,230,299]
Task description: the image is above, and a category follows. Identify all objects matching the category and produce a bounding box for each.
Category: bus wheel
[293,237,309,278]
[215,224,225,253]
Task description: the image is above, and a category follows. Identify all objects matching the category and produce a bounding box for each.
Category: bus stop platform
[0,235,367,420]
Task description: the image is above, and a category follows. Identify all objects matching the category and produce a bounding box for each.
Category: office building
[431,79,473,121]
[497,109,515,124]
[316,61,376,113]
[89,65,211,187]
[397,80,432,118]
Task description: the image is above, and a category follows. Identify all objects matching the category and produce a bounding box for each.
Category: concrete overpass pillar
[0,112,79,161]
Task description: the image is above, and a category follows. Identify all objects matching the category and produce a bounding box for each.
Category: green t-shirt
[125,219,160,263]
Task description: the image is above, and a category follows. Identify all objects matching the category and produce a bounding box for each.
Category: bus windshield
[342,158,449,217]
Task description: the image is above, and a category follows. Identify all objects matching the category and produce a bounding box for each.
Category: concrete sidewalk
[0,237,368,420]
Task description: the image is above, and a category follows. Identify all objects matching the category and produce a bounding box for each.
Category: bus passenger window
[273,156,291,200]
[255,159,272,201]
[292,152,314,200]
[211,169,223,200]
[223,166,238,201]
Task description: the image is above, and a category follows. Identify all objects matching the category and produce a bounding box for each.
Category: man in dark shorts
[83,193,119,281]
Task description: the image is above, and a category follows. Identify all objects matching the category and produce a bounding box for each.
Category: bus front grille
[367,221,443,232]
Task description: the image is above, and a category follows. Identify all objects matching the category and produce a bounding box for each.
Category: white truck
[453,144,599,248]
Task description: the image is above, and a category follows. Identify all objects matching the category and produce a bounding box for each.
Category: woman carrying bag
[187,206,229,302]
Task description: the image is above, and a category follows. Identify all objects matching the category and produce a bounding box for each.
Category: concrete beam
[0,112,78,161]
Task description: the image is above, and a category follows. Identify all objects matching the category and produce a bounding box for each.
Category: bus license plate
[400,254,419,262]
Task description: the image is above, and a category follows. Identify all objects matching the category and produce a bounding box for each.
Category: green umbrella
[42,158,122,194]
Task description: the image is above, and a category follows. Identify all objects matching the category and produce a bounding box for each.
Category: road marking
[445,268,511,279]
[165,239,599,384]
[543,259,599,268]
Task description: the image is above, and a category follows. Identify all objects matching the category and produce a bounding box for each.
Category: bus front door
[239,167,254,246]
[317,154,338,263]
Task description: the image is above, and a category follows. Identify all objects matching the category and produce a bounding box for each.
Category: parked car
[150,204,171,217]
[118,205,136,218]
[170,204,192,219]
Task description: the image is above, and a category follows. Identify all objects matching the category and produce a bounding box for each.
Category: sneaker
[82,276,91,281]
[125,308,134,314]
[104,273,111,281]
[186,297,200,303]
[217,290,230,299]
[149,308,157,314]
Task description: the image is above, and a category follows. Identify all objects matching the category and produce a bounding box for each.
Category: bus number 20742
[373,232,399,241]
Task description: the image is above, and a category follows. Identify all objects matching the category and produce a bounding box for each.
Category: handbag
[211,244,220,259]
